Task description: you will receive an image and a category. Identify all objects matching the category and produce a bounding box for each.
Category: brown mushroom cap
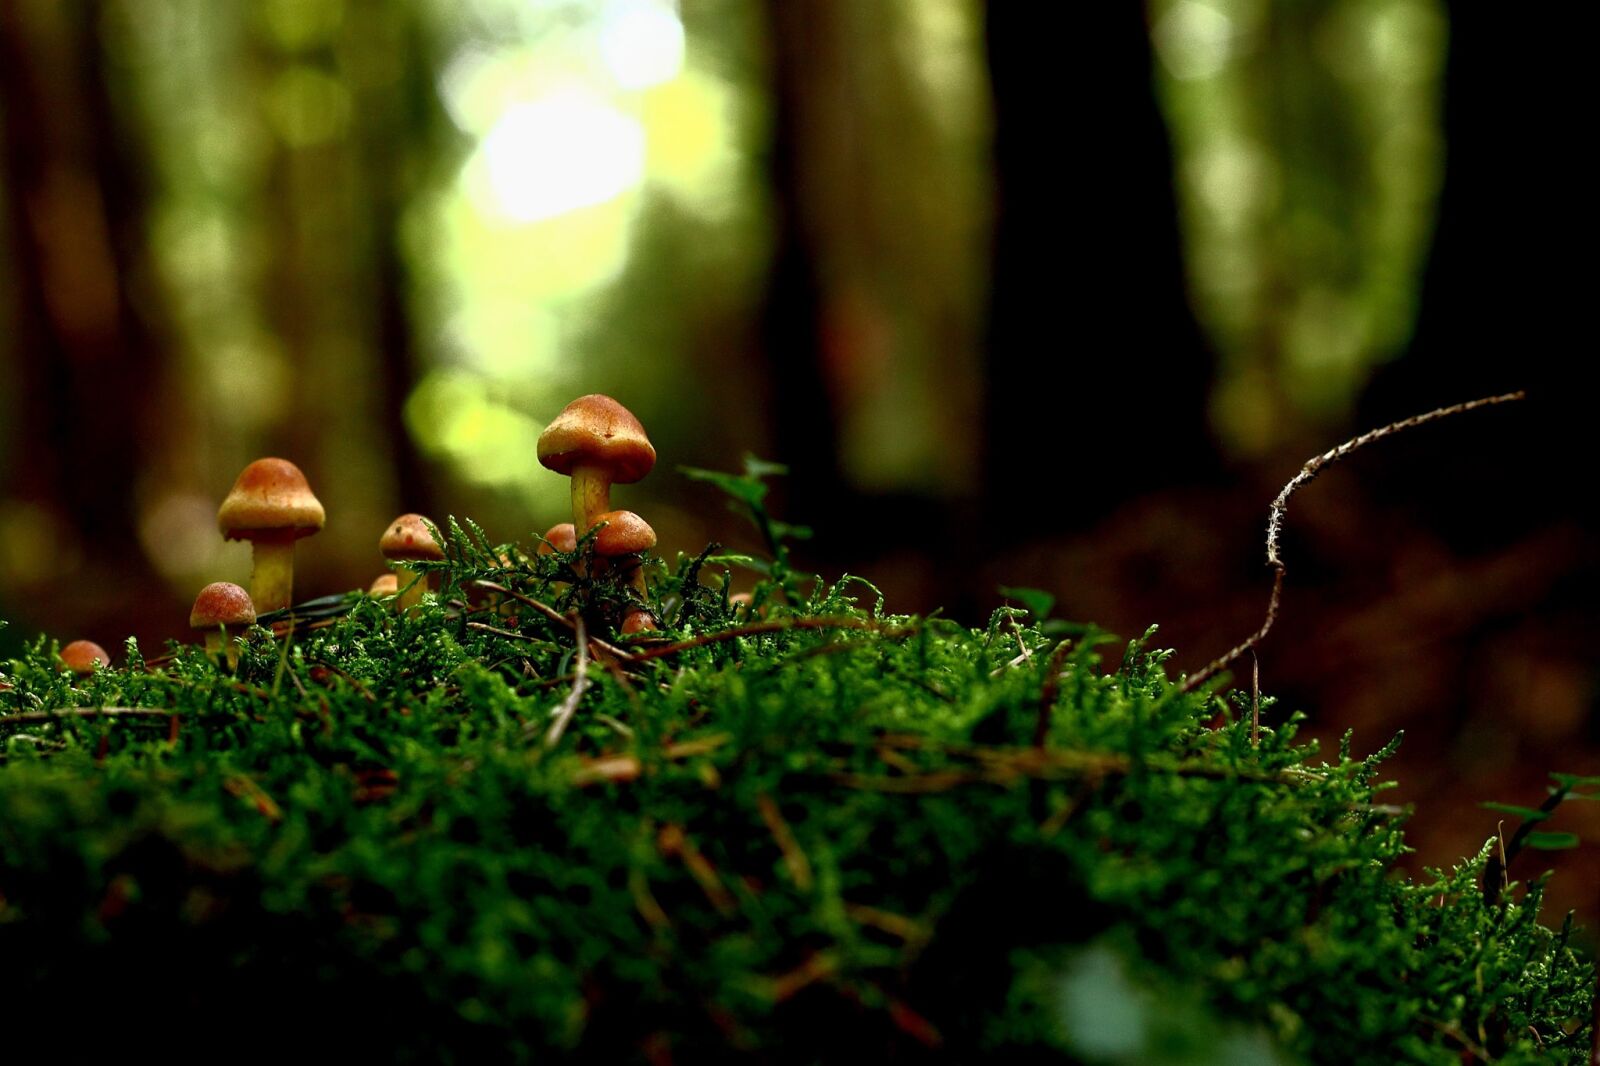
[536,522,578,555]
[379,514,446,563]
[591,510,657,556]
[217,458,325,540]
[190,582,257,629]
[536,395,656,484]
[368,573,399,596]
[59,640,111,675]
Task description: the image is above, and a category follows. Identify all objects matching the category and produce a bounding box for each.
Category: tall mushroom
[190,581,256,669]
[536,395,655,535]
[592,509,658,633]
[379,513,446,611]
[59,640,111,676]
[217,458,325,615]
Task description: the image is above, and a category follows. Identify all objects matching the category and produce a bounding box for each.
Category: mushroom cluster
[61,395,668,673]
[537,394,660,633]
[536,395,655,533]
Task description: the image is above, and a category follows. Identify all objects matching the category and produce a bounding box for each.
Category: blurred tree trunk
[0,0,169,613]
[758,0,989,593]
[243,4,450,585]
[348,0,444,519]
[758,0,858,529]
[982,2,1217,540]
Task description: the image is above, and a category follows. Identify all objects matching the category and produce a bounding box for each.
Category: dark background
[2,1,1595,928]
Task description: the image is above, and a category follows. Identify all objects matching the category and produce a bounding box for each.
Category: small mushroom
[59,640,111,676]
[592,509,658,633]
[533,522,581,596]
[217,458,325,615]
[190,581,256,669]
[379,513,446,611]
[536,395,655,535]
[536,522,578,556]
[368,573,399,597]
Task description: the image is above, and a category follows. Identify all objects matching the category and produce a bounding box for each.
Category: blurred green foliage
[1151,0,1447,452]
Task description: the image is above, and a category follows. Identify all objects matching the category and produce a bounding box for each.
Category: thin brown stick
[308,658,376,701]
[1250,648,1260,746]
[1418,1015,1492,1063]
[1180,391,1526,693]
[0,706,178,728]
[570,734,732,786]
[467,620,548,643]
[223,774,282,822]
[625,617,918,663]
[468,584,635,660]
[828,742,1329,793]
[541,615,590,747]
[756,793,814,892]
[762,951,839,1003]
[657,823,738,916]
[841,902,929,944]
[1033,639,1075,748]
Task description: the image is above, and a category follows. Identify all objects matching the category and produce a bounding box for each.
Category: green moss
[0,469,1592,1063]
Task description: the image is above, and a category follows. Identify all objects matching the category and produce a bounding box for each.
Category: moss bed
[0,471,1593,1064]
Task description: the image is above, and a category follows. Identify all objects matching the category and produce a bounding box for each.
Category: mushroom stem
[249,537,297,614]
[617,559,657,632]
[395,564,428,611]
[570,463,613,534]
[203,628,241,670]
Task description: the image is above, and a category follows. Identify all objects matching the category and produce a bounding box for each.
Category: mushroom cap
[190,582,257,629]
[536,522,578,556]
[620,610,657,635]
[59,640,110,675]
[536,395,655,484]
[590,510,657,556]
[217,458,325,541]
[368,573,399,596]
[379,514,446,563]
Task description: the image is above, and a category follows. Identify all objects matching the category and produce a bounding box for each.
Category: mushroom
[537,522,578,556]
[217,458,325,615]
[533,522,581,594]
[190,581,256,669]
[59,640,110,676]
[591,509,658,633]
[536,395,656,535]
[368,573,399,597]
[379,513,446,610]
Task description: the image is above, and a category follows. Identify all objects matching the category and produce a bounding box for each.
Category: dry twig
[625,617,918,663]
[540,614,591,747]
[756,793,814,892]
[470,582,635,660]
[0,706,179,728]
[1033,639,1076,748]
[1180,391,1526,694]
